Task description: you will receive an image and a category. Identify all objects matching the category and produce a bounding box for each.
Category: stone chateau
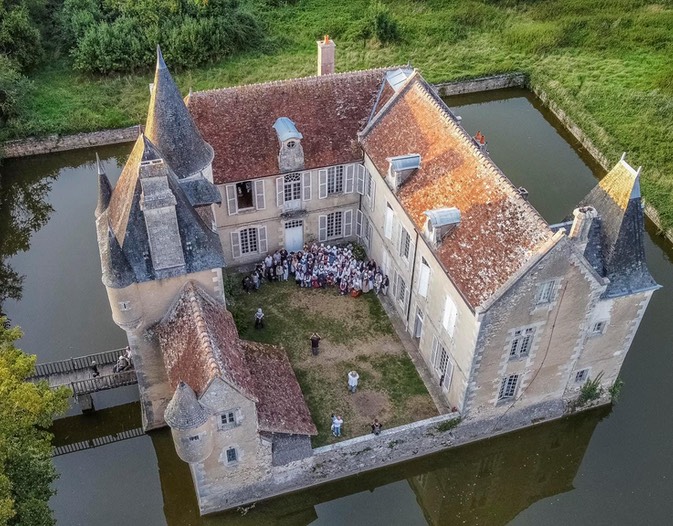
[95,39,658,513]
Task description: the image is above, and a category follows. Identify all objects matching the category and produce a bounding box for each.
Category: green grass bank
[4,0,673,228]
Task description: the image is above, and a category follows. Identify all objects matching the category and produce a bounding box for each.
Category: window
[418,259,431,298]
[399,228,411,260]
[327,211,343,239]
[226,448,237,463]
[535,280,558,305]
[431,336,453,390]
[240,228,258,254]
[510,327,535,359]
[119,301,131,311]
[231,226,267,258]
[397,275,407,305]
[384,205,394,239]
[189,435,200,442]
[327,166,344,194]
[284,173,301,202]
[442,296,458,338]
[498,374,519,401]
[219,410,240,430]
[591,321,606,335]
[235,181,254,210]
[575,369,590,383]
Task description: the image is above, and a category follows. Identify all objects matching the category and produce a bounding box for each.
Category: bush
[359,1,401,45]
[57,0,102,50]
[0,56,31,126]
[0,3,43,71]
[575,371,604,408]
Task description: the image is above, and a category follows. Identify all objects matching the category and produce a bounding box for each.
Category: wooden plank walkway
[30,348,138,397]
[52,427,145,457]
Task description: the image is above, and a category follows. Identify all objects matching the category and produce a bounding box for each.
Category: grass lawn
[225,274,437,446]
[4,1,673,229]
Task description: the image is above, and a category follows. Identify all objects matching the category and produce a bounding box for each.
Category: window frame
[575,369,590,384]
[225,447,238,463]
[498,374,519,401]
[239,227,259,255]
[399,227,411,260]
[535,280,558,305]
[218,409,240,431]
[327,165,345,195]
[235,181,255,211]
[509,327,535,359]
[326,211,343,239]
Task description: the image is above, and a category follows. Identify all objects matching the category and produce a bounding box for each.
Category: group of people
[90,347,134,378]
[242,243,390,298]
[329,371,383,438]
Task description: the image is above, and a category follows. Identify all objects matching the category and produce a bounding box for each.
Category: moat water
[1,88,672,524]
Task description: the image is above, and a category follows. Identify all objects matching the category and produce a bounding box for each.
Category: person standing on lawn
[310,332,321,356]
[348,370,359,393]
[254,307,265,329]
[371,419,383,435]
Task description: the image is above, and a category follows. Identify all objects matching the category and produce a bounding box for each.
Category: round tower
[164,381,214,464]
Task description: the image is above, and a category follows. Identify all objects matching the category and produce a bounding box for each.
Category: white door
[284,220,304,252]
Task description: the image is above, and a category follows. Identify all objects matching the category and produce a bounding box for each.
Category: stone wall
[434,73,527,97]
[1,127,138,158]
[198,395,606,514]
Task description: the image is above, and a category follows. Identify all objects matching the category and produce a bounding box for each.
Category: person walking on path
[90,360,100,378]
[254,307,265,329]
[348,370,359,393]
[310,332,321,356]
[371,419,383,435]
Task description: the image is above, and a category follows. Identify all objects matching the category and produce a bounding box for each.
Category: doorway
[284,219,304,252]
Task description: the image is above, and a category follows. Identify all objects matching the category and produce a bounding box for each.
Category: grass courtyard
[225,274,438,447]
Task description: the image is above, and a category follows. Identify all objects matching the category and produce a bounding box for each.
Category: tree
[0,320,70,526]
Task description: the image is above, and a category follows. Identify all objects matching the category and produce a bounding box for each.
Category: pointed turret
[145,46,213,179]
[578,155,658,297]
[95,153,112,218]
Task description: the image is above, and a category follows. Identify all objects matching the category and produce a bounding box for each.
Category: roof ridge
[359,70,419,138]
[184,282,222,381]
[412,78,551,236]
[189,66,403,98]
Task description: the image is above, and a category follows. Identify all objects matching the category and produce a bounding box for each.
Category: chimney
[317,35,335,76]
[569,206,598,248]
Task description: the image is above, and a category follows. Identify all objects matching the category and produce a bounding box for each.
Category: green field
[4,0,673,228]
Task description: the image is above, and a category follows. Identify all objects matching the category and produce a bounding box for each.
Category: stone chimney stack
[317,35,335,76]
[569,206,598,249]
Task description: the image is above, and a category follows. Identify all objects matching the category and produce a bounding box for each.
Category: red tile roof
[243,341,317,436]
[361,76,553,308]
[157,281,317,436]
[187,70,389,184]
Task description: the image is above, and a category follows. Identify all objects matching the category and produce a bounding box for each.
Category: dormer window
[287,140,296,149]
[273,117,305,173]
[388,154,421,190]
[423,208,461,247]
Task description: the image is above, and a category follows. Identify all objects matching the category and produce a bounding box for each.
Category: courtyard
[226,275,438,446]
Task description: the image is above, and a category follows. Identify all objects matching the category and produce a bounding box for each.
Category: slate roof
[186,69,390,184]
[579,159,658,297]
[164,381,210,430]
[100,134,225,287]
[145,46,214,178]
[360,75,553,308]
[157,282,317,436]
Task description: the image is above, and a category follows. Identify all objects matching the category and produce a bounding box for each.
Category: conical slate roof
[145,46,213,178]
[579,158,658,297]
[164,381,210,430]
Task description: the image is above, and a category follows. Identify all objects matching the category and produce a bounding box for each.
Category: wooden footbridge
[29,348,138,407]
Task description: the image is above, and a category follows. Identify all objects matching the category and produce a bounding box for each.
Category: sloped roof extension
[360,76,553,308]
[187,69,390,184]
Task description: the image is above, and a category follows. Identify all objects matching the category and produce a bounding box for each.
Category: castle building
[96,40,658,513]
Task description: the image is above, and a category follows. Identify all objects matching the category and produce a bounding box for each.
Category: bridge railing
[52,427,145,457]
[30,348,127,380]
[71,370,138,397]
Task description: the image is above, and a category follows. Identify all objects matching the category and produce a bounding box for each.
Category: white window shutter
[356,164,365,195]
[302,171,312,201]
[231,231,241,258]
[225,184,237,215]
[419,262,430,298]
[345,165,355,193]
[384,206,393,239]
[356,209,363,237]
[255,180,266,210]
[344,209,353,237]
[408,238,415,268]
[318,215,327,242]
[443,296,457,338]
[276,177,284,207]
[319,169,328,199]
[431,336,438,366]
[258,225,268,253]
[368,173,376,211]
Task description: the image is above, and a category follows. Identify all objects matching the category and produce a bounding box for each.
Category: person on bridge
[113,354,131,373]
[90,360,100,378]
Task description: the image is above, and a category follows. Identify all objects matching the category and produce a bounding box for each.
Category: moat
[2,88,673,524]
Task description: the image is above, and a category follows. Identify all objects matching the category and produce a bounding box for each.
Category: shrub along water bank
[1,1,672,230]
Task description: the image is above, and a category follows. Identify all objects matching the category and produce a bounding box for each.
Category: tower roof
[145,46,213,178]
[164,381,210,430]
[99,134,225,286]
[579,157,658,297]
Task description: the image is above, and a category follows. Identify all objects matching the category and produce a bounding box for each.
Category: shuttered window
[418,258,431,298]
[442,296,458,338]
